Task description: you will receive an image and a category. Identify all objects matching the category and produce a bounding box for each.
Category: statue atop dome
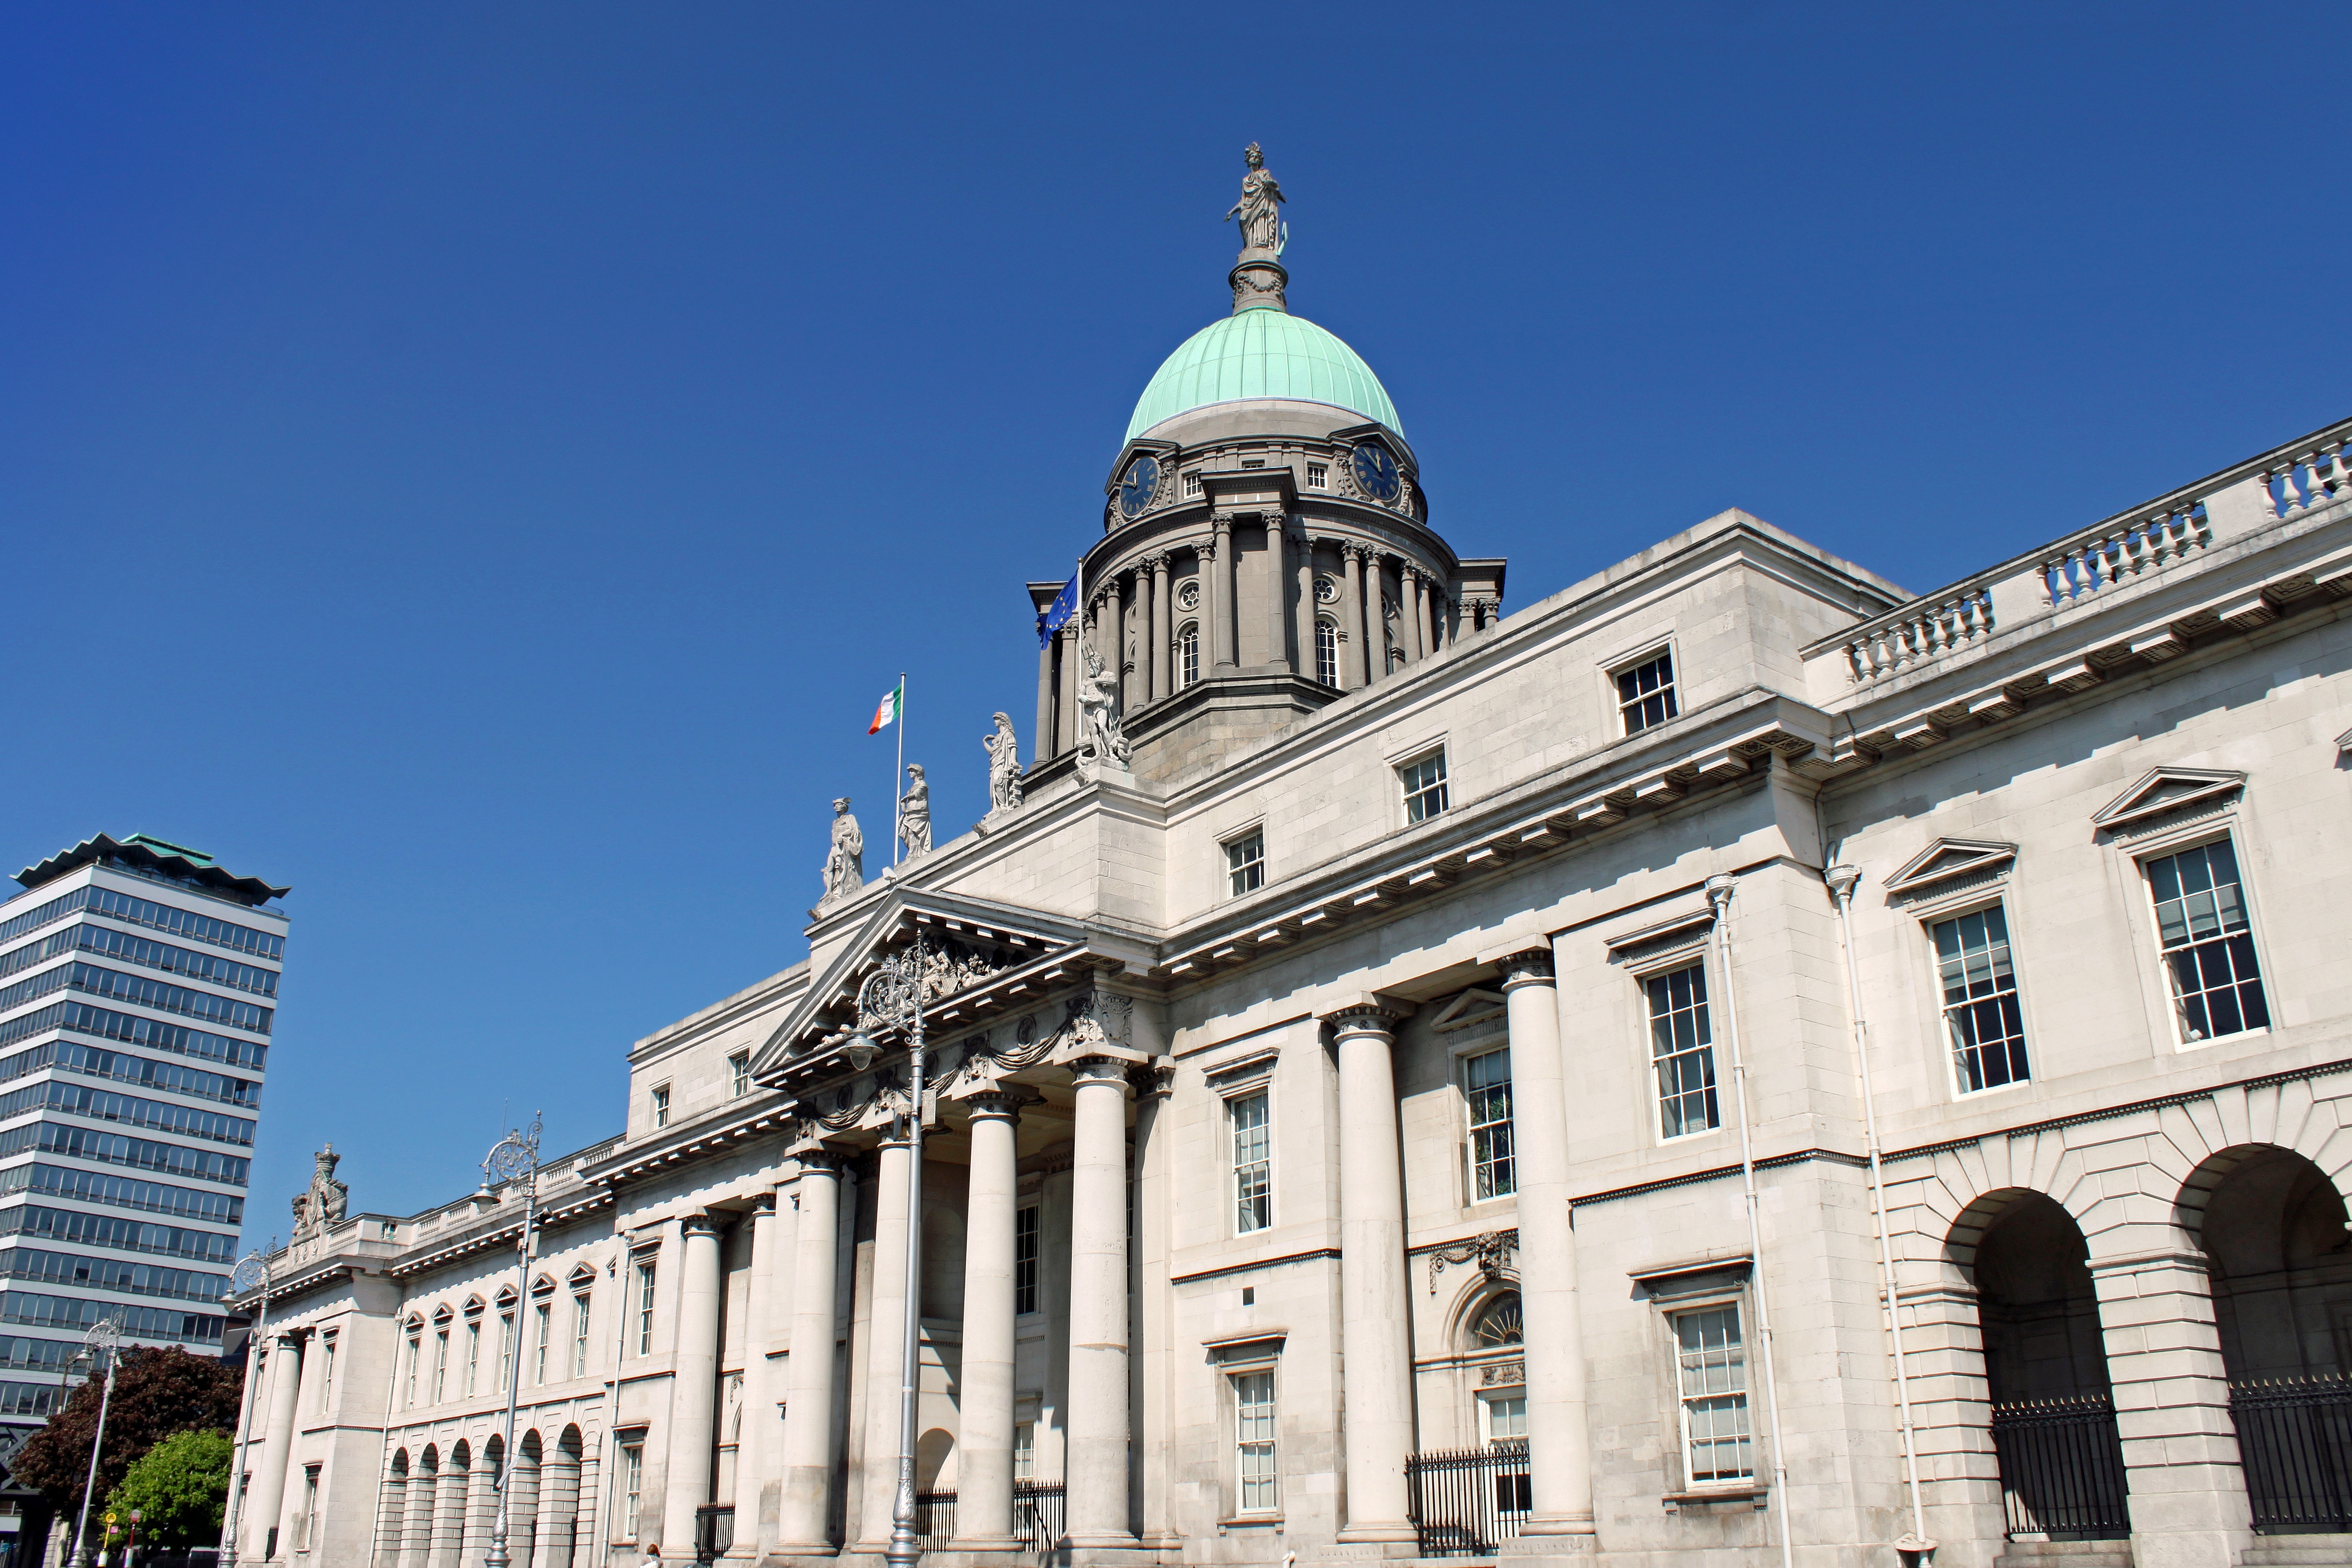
[1225,144,1290,315]
[1225,143,1286,256]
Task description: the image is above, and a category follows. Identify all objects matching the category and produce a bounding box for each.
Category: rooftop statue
[1225,142,1286,256]
[984,712,1025,811]
[1077,641,1133,770]
[899,763,932,857]
[290,1143,348,1239]
[822,797,864,903]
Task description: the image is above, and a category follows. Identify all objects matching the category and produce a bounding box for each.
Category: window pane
[1231,1093,1271,1233]
[2147,841,2268,1043]
[1674,1306,1753,1483]
[1465,1048,1515,1198]
[1932,905,2031,1092]
[1648,966,1718,1137]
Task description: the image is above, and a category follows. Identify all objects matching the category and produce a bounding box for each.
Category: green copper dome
[1125,310,1401,442]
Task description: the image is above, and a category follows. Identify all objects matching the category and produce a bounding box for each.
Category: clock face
[1119,455,1161,519]
[1352,443,1401,502]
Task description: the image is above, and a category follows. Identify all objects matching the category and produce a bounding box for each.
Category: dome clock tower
[1027,145,1506,787]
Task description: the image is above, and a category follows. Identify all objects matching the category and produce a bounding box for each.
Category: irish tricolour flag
[867,680,903,735]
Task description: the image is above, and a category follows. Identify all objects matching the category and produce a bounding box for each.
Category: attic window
[1184,472,1203,497]
[1241,459,1265,469]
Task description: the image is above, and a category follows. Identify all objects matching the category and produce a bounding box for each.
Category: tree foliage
[11,1346,244,1519]
[101,1429,232,1550]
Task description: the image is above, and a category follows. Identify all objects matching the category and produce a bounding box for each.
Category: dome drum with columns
[1024,165,1505,791]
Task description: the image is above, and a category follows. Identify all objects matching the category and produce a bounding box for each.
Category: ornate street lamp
[856,931,931,1568]
[482,1114,543,1568]
[217,1250,274,1568]
[70,1315,124,1568]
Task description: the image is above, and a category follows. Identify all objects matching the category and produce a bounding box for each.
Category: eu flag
[1037,573,1078,648]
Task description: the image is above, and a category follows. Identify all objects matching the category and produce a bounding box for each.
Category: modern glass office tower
[0,833,285,1434]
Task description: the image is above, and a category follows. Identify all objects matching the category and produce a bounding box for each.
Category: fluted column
[1341,544,1369,689]
[1147,555,1171,701]
[661,1214,725,1552]
[1500,947,1596,1534]
[777,1153,845,1555]
[1359,546,1388,684]
[1208,514,1236,671]
[1264,515,1290,672]
[854,1131,915,1552]
[1405,568,1429,662]
[1062,1060,1136,1548]
[954,1093,1026,1551]
[1324,1006,1418,1542]
[249,1330,304,1560]
[733,1193,783,1560]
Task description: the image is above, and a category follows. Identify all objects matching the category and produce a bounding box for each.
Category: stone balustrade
[1812,414,2352,691]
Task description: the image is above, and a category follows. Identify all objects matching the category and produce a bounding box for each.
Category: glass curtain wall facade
[0,835,285,1439]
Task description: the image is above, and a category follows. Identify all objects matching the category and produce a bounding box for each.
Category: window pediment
[2092,767,2247,833]
[1882,838,2018,896]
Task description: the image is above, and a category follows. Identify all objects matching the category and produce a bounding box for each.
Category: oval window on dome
[1314,575,1340,604]
[1176,581,1201,612]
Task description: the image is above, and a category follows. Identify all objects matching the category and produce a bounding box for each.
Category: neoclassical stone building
[233,154,2352,1568]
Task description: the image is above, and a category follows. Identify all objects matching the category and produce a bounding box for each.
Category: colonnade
[380,1431,585,1568]
[1035,520,1484,760]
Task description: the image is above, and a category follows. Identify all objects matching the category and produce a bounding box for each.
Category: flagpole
[893,674,906,866]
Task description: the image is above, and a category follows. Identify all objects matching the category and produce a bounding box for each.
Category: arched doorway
[1966,1192,2128,1540]
[2198,1147,2352,1532]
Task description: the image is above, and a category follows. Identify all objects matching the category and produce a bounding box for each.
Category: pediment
[2337,726,2352,755]
[1429,987,1508,1033]
[1882,838,2018,896]
[751,889,1091,1082]
[2091,767,2247,833]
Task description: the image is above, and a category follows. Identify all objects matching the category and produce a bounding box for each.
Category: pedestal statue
[899,764,932,857]
[821,797,864,904]
[984,712,1025,810]
[1077,642,1133,771]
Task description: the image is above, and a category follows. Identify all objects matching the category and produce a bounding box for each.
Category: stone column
[1325,1005,1418,1543]
[1062,1059,1137,1548]
[1033,633,1054,767]
[1409,568,1431,661]
[401,1455,436,1568]
[1499,947,1596,1535]
[777,1153,844,1555]
[733,1192,784,1560]
[1209,514,1236,671]
[1264,515,1291,672]
[1360,547,1388,684]
[954,1094,1026,1551]
[1341,544,1369,689]
[854,1131,915,1552]
[1147,555,1171,702]
[1293,529,1317,684]
[661,1214,726,1553]
[1194,541,1217,685]
[2093,1251,2253,1568]
[248,1330,304,1560]
[1119,574,1140,710]
[1056,617,1082,756]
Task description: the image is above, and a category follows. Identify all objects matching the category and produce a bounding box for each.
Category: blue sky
[4,3,2346,1225]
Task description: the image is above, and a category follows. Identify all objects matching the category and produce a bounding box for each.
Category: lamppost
[71,1315,123,1568]
[482,1114,542,1568]
[846,931,930,1568]
[216,1251,273,1568]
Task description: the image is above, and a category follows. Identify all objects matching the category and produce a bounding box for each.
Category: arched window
[1315,617,1339,687]
[1470,1292,1523,1348]
[1179,623,1200,687]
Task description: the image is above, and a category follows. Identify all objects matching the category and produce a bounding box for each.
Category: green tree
[11,1346,244,1525]
[102,1429,232,1550]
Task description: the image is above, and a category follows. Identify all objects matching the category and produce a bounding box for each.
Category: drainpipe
[1705,874,1796,1568]
[1827,864,1937,1562]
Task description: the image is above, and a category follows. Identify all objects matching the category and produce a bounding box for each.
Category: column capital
[1321,1002,1408,1038]
[1210,511,1236,531]
[962,1089,1030,1124]
[1498,946,1557,989]
[747,1191,778,1216]
[681,1212,722,1238]
[1143,550,1169,572]
[1069,1056,1137,1092]
[789,1145,847,1176]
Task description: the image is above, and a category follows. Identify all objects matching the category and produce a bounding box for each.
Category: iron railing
[908,1483,1067,1556]
[2232,1375,2352,1533]
[1406,1441,1531,1558]
[1989,1395,2130,1539]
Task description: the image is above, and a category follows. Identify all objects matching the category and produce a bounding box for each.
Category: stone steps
[1994,1542,2132,1568]
[2242,1537,2352,1568]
